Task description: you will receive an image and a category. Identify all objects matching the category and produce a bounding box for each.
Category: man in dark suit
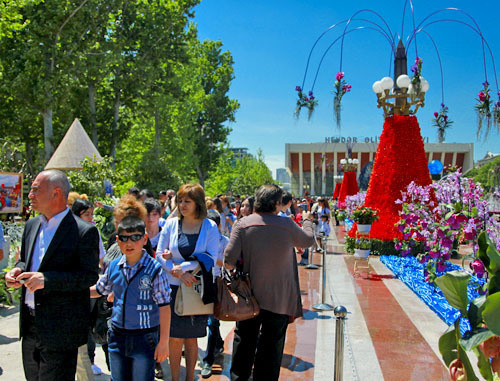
[5,170,99,381]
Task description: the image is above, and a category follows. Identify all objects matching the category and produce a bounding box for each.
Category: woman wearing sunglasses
[157,184,219,381]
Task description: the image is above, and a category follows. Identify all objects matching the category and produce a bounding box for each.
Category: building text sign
[325,136,430,143]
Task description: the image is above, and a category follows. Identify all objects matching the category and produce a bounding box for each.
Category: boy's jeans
[203,315,224,365]
[108,327,158,381]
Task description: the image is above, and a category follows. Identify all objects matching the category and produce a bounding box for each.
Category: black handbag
[90,296,112,345]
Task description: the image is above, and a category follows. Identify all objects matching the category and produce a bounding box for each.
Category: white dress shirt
[25,208,70,309]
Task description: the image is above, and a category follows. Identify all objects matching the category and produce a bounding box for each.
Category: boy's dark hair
[144,198,161,215]
[255,184,283,213]
[159,190,167,196]
[207,209,221,227]
[281,191,292,205]
[117,216,146,235]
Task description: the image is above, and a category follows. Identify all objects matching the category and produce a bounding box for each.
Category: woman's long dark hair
[71,198,93,217]
[238,196,255,218]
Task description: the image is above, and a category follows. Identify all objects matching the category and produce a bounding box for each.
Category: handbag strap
[222,266,247,282]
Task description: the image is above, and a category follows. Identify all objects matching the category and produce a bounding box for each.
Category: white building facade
[285,140,474,196]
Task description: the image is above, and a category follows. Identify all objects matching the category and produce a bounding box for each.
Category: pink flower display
[394,169,500,283]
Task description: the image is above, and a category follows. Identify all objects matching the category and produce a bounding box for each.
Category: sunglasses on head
[117,234,144,242]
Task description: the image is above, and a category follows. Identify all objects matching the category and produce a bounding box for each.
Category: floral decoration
[314,154,336,175]
[410,56,423,93]
[393,169,500,283]
[444,164,458,173]
[344,191,366,220]
[476,81,500,138]
[432,103,453,143]
[352,115,432,241]
[352,206,379,225]
[333,72,351,129]
[294,86,318,120]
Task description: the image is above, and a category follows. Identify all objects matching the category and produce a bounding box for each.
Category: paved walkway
[0,226,450,380]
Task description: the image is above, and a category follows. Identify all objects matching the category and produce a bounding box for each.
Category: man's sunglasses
[117,234,144,242]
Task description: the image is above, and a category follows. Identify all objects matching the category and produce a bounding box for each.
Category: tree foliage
[465,156,500,191]
[67,156,125,201]
[205,150,275,197]
[0,0,239,195]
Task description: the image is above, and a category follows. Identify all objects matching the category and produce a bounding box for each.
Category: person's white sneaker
[91,364,103,375]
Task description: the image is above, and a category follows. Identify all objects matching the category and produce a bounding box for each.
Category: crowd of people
[4,169,337,381]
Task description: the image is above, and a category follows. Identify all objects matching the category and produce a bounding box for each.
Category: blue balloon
[428,160,443,175]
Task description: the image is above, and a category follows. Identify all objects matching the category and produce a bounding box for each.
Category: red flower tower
[351,40,432,241]
[363,115,431,240]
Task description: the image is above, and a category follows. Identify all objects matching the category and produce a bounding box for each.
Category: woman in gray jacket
[225,184,314,381]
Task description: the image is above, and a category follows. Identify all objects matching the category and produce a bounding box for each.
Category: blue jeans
[203,315,224,365]
[108,327,158,381]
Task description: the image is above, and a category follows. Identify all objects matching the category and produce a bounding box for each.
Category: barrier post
[305,229,319,270]
[334,305,347,381]
[312,240,333,311]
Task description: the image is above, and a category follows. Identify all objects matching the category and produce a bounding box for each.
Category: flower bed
[380,255,486,334]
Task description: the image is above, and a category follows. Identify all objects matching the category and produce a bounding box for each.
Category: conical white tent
[45,118,102,170]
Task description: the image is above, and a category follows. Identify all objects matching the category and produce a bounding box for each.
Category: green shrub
[0,269,21,306]
[345,236,426,256]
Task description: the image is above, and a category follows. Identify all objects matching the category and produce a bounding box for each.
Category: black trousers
[230,309,289,381]
[21,314,78,381]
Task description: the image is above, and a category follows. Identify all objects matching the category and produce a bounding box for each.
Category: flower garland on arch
[432,103,453,143]
[294,86,318,120]
[476,80,500,138]
[333,72,351,129]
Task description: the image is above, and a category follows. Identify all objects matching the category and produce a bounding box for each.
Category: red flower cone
[350,115,431,240]
[338,171,358,205]
[332,182,341,199]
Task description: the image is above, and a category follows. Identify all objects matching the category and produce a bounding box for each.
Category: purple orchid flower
[429,250,439,259]
[436,261,447,273]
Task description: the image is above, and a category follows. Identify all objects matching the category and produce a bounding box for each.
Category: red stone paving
[279,254,321,380]
[344,256,450,381]
[206,253,321,380]
[200,224,450,380]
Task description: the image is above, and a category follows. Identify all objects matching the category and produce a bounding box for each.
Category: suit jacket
[16,211,99,349]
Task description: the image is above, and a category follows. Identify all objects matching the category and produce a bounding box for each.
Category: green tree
[465,156,500,191]
[205,150,275,197]
[0,0,95,161]
[0,0,41,39]
[188,40,240,187]
[67,156,125,201]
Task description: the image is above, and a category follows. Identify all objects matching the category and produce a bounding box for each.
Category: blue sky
[193,0,500,177]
